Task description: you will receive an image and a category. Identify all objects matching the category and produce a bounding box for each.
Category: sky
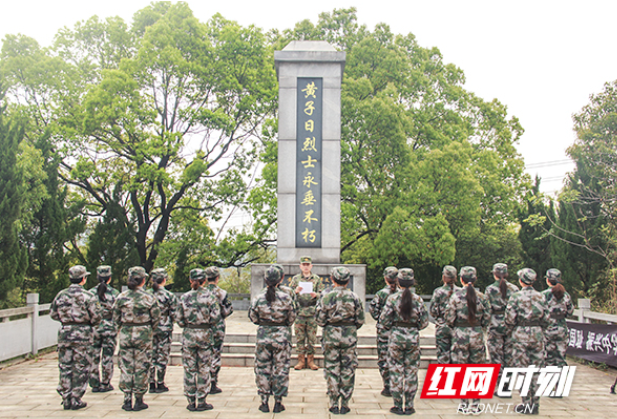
[2,0,617,195]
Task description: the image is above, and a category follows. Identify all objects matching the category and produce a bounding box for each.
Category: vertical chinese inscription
[296,78,322,247]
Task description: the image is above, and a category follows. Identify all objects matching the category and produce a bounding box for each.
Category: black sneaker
[133,398,148,411]
[149,383,157,393]
[196,402,213,411]
[71,399,87,410]
[339,406,350,414]
[91,387,101,393]
[404,407,416,415]
[210,384,222,394]
[273,402,285,413]
[156,383,169,393]
[122,400,133,411]
[329,406,339,414]
[187,403,197,412]
[390,406,405,415]
[381,388,392,397]
[259,402,270,413]
[99,384,114,393]
[62,399,72,410]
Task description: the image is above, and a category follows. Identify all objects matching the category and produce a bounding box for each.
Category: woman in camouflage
[542,269,574,368]
[429,265,458,365]
[177,268,221,412]
[113,267,161,412]
[380,268,429,416]
[149,268,178,394]
[445,266,490,415]
[249,264,296,414]
[368,266,398,397]
[89,265,119,393]
[485,263,519,382]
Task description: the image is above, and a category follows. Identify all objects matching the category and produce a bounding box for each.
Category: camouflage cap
[460,266,477,282]
[492,263,508,275]
[265,265,283,284]
[383,266,399,281]
[545,268,562,282]
[96,265,112,278]
[205,266,220,279]
[300,256,312,264]
[442,265,457,279]
[518,268,537,285]
[331,266,351,283]
[189,268,206,281]
[397,268,415,281]
[151,268,168,282]
[272,264,285,277]
[69,265,91,280]
[128,266,148,280]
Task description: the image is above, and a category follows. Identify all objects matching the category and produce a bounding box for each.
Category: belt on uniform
[259,321,287,327]
[298,300,316,308]
[328,322,356,327]
[550,313,567,320]
[122,322,151,327]
[184,324,211,329]
[62,322,91,326]
[517,320,541,327]
[102,315,113,320]
[454,321,479,328]
[492,309,505,315]
[393,321,418,328]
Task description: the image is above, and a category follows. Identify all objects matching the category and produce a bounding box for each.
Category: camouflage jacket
[206,283,234,342]
[380,291,429,343]
[51,284,102,343]
[249,287,296,344]
[315,287,365,347]
[485,280,519,332]
[541,288,574,332]
[177,287,222,347]
[150,286,178,333]
[445,286,491,329]
[429,283,460,326]
[89,283,119,335]
[505,286,549,342]
[289,273,325,317]
[369,285,397,334]
[113,288,161,330]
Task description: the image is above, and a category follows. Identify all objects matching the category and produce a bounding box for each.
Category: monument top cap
[282,41,338,52]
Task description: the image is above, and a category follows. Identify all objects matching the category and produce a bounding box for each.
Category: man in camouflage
[505,268,549,415]
[429,265,459,365]
[50,265,101,410]
[205,266,234,394]
[315,266,365,415]
[249,264,296,413]
[89,265,119,393]
[113,267,161,411]
[368,266,399,397]
[289,256,325,370]
[542,269,574,369]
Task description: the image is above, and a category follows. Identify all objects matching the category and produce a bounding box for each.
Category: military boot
[273,400,285,413]
[294,353,306,370]
[121,393,133,411]
[186,396,197,411]
[149,382,157,393]
[62,398,72,410]
[133,395,148,411]
[156,382,169,393]
[71,399,87,410]
[196,399,214,411]
[306,354,319,370]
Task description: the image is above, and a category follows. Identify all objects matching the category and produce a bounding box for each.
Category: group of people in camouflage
[428,263,573,415]
[50,264,232,412]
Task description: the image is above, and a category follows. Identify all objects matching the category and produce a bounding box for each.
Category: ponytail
[97,277,109,302]
[466,284,478,325]
[496,273,508,300]
[266,284,277,304]
[399,287,413,321]
[550,280,565,300]
[152,276,165,292]
[128,276,142,291]
[190,278,204,291]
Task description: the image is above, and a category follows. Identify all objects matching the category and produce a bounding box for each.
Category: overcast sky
[2,0,617,195]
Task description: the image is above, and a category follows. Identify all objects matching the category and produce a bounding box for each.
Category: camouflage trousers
[118,327,152,397]
[89,329,117,388]
[451,327,486,407]
[435,323,453,364]
[294,316,318,355]
[509,332,545,407]
[487,326,510,379]
[254,340,291,399]
[388,339,420,410]
[150,330,172,384]
[211,339,224,384]
[323,342,358,407]
[545,325,568,368]
[182,343,213,400]
[57,341,91,401]
[376,329,391,391]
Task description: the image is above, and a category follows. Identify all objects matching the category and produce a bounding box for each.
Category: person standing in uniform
[113,267,161,411]
[445,266,490,415]
[51,265,101,410]
[315,266,365,415]
[505,268,549,415]
[177,268,221,411]
[89,265,119,393]
[289,256,324,370]
[368,266,399,397]
[485,263,519,385]
[380,268,429,415]
[429,265,459,365]
[205,266,234,394]
[249,264,296,413]
[149,268,178,393]
[542,269,574,369]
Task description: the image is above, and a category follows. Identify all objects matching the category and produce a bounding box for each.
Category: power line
[525,159,573,169]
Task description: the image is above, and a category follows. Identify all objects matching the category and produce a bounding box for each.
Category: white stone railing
[573,299,617,324]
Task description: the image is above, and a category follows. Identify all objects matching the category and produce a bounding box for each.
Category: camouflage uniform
[429,266,460,365]
[485,263,519,375]
[176,269,222,408]
[315,267,365,412]
[50,266,101,409]
[248,266,296,409]
[445,267,491,411]
[380,269,429,412]
[205,267,234,391]
[149,269,178,389]
[541,269,574,368]
[289,272,325,357]
[89,266,119,390]
[505,268,549,412]
[113,267,161,405]
[368,267,398,395]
